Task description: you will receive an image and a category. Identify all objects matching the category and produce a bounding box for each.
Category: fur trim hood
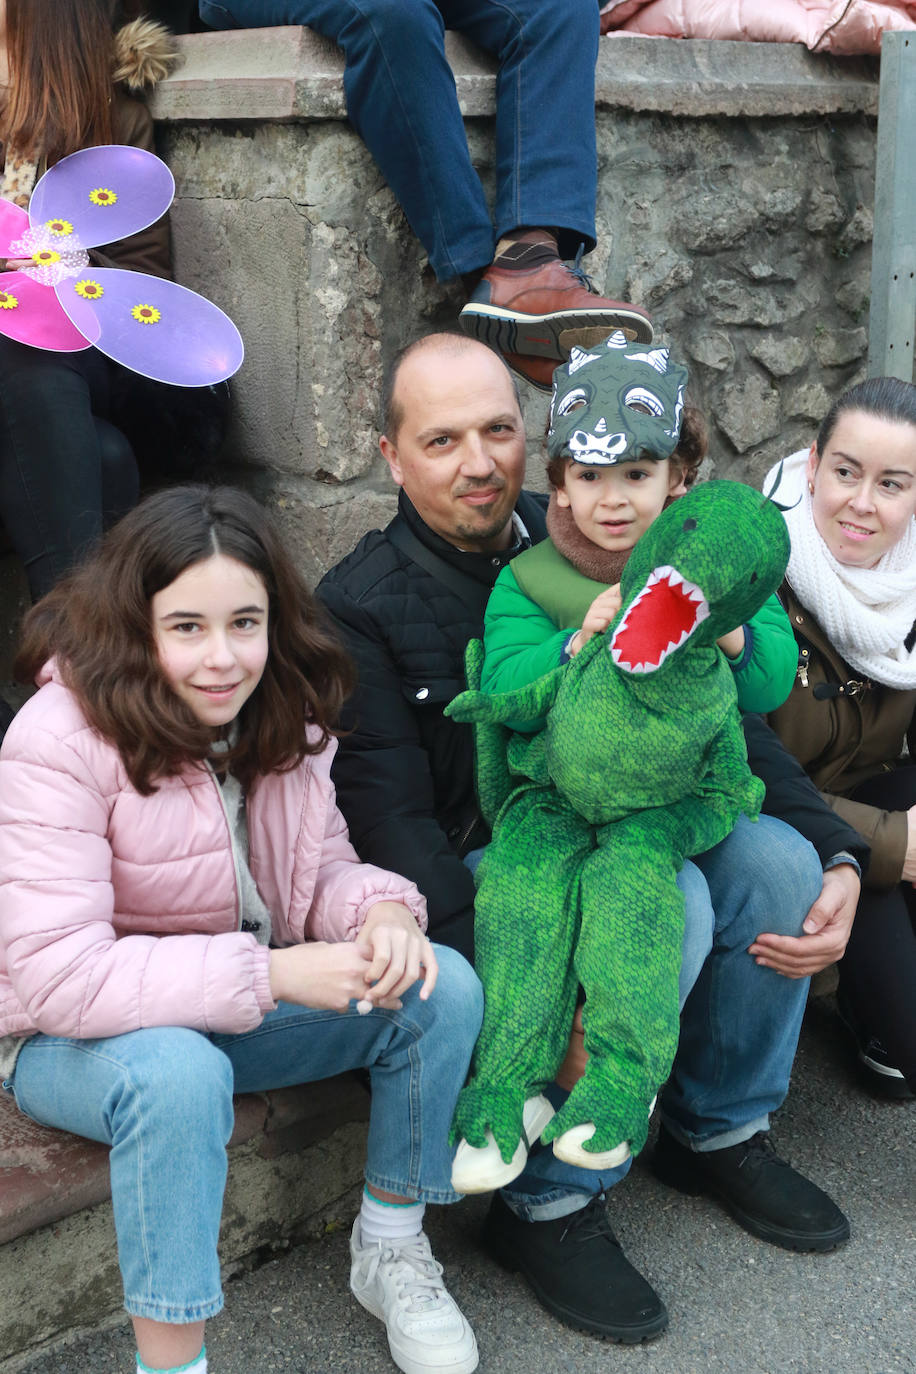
[112,18,181,90]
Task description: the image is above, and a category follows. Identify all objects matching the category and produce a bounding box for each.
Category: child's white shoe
[552,1123,631,1169]
[552,1097,658,1170]
[451,1094,555,1193]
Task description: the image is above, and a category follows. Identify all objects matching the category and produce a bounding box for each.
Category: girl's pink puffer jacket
[0,670,426,1042]
[600,0,916,54]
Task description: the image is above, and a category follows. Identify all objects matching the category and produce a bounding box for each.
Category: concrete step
[0,1076,370,1370]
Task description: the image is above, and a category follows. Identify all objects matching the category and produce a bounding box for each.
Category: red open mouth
[610,566,709,674]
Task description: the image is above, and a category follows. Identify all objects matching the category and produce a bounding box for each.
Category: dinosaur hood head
[547,332,689,467]
[608,479,790,676]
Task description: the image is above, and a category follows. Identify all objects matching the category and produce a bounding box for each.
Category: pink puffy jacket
[0,669,426,1042]
[600,0,916,54]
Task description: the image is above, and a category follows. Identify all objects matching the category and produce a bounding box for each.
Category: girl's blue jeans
[6,944,482,1325]
[197,0,599,280]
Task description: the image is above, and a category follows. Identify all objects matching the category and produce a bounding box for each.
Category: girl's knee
[427,945,484,1039]
[117,1029,234,1131]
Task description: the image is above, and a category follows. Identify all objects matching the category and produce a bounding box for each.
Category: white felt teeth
[610,565,710,674]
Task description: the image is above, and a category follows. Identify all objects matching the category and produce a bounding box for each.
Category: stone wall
[145,30,882,588]
[0,31,885,675]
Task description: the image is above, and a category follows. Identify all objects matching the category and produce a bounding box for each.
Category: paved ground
[19,1001,914,1374]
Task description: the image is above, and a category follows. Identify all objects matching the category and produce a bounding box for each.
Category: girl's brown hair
[2,0,120,163]
[545,404,709,491]
[16,486,356,795]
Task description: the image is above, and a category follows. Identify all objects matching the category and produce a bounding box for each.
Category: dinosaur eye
[557,388,588,417]
[682,518,697,531]
[624,386,664,416]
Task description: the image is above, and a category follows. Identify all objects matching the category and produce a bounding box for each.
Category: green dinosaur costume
[447,477,790,1165]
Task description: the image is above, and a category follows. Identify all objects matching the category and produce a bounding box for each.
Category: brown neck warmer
[546,492,633,585]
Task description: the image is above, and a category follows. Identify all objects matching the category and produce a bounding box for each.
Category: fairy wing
[28,146,174,248]
[0,200,30,258]
[0,271,92,351]
[57,269,244,386]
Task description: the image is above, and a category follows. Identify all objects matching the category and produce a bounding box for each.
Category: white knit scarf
[765,449,916,689]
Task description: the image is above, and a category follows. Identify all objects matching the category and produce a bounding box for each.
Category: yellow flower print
[89,188,117,207]
[46,218,74,236]
[0,291,19,310]
[131,303,161,325]
[75,280,104,300]
[32,249,61,266]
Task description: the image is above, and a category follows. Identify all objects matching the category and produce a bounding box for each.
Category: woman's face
[807,409,916,568]
[151,553,270,730]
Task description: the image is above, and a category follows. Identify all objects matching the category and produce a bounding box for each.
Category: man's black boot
[652,1125,850,1253]
[481,1191,667,1343]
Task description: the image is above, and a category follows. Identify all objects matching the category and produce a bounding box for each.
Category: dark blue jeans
[0,336,138,601]
[198,0,599,280]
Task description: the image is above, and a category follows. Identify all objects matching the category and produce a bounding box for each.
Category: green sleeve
[730,592,797,713]
[481,566,572,696]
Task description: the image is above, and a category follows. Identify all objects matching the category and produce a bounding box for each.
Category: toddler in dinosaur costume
[449,333,797,1191]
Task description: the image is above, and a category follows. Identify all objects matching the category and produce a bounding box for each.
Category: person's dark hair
[380,333,520,439]
[2,0,118,163]
[816,376,916,457]
[16,485,355,795]
[545,403,708,491]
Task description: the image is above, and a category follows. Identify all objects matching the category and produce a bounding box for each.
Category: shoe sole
[350,1285,480,1374]
[651,1156,851,1254]
[482,1228,668,1344]
[458,305,653,357]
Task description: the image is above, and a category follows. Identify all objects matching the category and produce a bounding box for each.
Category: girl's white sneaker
[349,1220,479,1374]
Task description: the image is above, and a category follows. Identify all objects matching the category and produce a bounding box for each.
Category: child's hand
[356,901,438,1007]
[269,941,377,1011]
[569,584,622,656]
[716,626,746,659]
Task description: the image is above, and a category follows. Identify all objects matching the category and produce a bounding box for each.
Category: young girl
[0,0,178,601]
[0,486,482,1374]
[765,376,916,1098]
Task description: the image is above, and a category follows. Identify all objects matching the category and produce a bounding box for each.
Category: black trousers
[843,765,916,1087]
[0,336,139,601]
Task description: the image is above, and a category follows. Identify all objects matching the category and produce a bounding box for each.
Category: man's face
[380,344,526,552]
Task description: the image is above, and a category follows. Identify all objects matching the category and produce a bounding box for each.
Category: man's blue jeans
[6,945,482,1324]
[467,815,823,1222]
[197,0,599,280]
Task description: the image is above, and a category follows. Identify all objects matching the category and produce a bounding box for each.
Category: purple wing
[56,269,244,386]
[0,271,92,352]
[28,146,175,248]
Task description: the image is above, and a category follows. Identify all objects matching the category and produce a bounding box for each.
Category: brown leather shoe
[460,246,652,359]
[501,351,559,391]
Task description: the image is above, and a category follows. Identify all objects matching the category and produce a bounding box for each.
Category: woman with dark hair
[0,0,178,602]
[0,485,483,1374]
[765,376,916,1099]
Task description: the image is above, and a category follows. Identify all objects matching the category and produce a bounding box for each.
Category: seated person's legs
[656,815,850,1251]
[0,338,135,600]
[840,766,916,1095]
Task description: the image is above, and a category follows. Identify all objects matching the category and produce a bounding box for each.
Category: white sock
[137,1347,206,1374]
[359,1186,425,1246]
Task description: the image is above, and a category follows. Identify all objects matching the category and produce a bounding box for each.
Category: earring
[808,482,814,494]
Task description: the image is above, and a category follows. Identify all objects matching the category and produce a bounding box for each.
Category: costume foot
[552,1123,631,1170]
[481,1192,667,1343]
[551,1096,656,1169]
[451,1094,555,1194]
[652,1125,850,1253]
[459,241,652,360]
